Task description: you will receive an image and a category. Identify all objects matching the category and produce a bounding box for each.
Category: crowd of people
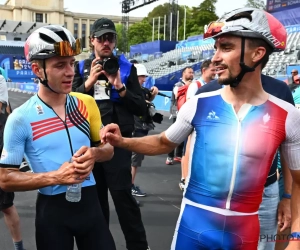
[0,6,300,250]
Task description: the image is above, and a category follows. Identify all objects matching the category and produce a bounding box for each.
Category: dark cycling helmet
[25,25,81,62]
[204,7,286,52]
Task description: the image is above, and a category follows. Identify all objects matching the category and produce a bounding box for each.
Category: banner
[0,54,31,70]
[267,0,300,13]
[285,24,300,34]
[7,69,35,82]
[17,83,39,92]
[176,38,214,49]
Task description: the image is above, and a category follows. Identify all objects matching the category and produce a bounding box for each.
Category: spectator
[72,18,150,250]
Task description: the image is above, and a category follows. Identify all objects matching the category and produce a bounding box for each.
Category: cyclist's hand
[277,198,291,231]
[55,162,82,185]
[71,146,95,180]
[100,123,123,147]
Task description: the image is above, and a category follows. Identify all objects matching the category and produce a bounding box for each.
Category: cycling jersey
[167,89,300,249]
[166,89,300,213]
[0,92,101,195]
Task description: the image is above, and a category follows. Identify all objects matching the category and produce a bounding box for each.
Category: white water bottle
[65,153,82,202]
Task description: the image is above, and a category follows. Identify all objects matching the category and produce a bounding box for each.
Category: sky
[0,0,267,18]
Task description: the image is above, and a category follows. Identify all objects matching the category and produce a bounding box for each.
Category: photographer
[72,18,149,250]
[131,64,160,197]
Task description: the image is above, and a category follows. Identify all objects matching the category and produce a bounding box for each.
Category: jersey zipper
[63,121,74,156]
[51,98,74,156]
[225,117,242,210]
[36,94,74,156]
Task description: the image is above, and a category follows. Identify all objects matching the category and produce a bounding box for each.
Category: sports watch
[116,84,126,93]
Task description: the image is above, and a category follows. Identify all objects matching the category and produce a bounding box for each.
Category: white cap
[134,64,149,76]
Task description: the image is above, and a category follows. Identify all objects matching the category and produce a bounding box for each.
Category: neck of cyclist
[38,84,67,108]
[223,68,268,109]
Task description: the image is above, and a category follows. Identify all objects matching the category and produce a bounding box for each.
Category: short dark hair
[201,59,212,72]
[182,66,193,76]
[247,38,272,70]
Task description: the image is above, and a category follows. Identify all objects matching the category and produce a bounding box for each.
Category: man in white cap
[131,64,158,197]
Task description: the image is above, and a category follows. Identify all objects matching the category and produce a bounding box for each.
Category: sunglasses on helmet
[94,33,116,43]
[204,22,225,39]
[53,38,82,57]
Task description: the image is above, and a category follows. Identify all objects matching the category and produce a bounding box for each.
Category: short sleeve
[281,107,300,171]
[84,95,102,143]
[87,97,101,144]
[165,96,197,144]
[70,92,101,144]
[186,82,199,100]
[0,110,28,168]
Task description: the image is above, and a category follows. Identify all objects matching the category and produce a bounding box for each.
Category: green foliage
[245,0,266,10]
[128,21,152,47]
[115,23,125,52]
[126,0,219,46]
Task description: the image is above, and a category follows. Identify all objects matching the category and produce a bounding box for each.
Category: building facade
[0,0,143,48]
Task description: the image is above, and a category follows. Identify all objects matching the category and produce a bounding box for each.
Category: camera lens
[103,58,119,75]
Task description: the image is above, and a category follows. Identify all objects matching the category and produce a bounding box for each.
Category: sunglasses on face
[204,22,225,39]
[292,72,298,74]
[53,38,82,57]
[94,34,116,43]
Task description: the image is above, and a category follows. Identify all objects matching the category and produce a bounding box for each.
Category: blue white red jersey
[165,89,300,214]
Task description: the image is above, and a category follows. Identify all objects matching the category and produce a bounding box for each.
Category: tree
[186,0,218,38]
[125,0,219,45]
[245,0,266,10]
[128,21,152,47]
[115,24,126,52]
[146,3,186,40]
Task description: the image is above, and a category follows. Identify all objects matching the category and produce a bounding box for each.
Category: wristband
[282,193,291,199]
[290,232,300,239]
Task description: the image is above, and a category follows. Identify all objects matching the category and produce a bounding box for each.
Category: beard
[184,77,193,82]
[98,47,112,59]
[217,67,238,86]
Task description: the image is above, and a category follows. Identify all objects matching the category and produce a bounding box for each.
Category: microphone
[157,92,171,98]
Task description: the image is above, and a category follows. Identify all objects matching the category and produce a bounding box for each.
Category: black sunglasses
[94,33,116,43]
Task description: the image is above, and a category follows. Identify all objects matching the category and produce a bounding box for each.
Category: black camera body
[97,58,119,75]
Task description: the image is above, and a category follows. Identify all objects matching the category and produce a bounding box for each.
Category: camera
[97,58,119,75]
[148,103,163,124]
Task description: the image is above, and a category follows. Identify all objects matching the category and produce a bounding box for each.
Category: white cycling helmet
[25,25,81,62]
[204,7,286,52]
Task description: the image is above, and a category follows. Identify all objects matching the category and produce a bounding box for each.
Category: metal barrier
[7,82,172,113]
[7,82,38,95]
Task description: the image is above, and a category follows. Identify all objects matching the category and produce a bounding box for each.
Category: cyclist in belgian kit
[100,8,300,250]
[0,25,116,250]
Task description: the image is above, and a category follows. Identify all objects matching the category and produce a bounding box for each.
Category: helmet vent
[227,11,252,22]
[39,33,56,44]
[56,30,69,41]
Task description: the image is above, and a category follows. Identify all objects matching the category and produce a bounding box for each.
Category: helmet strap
[38,59,59,94]
[230,37,261,88]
